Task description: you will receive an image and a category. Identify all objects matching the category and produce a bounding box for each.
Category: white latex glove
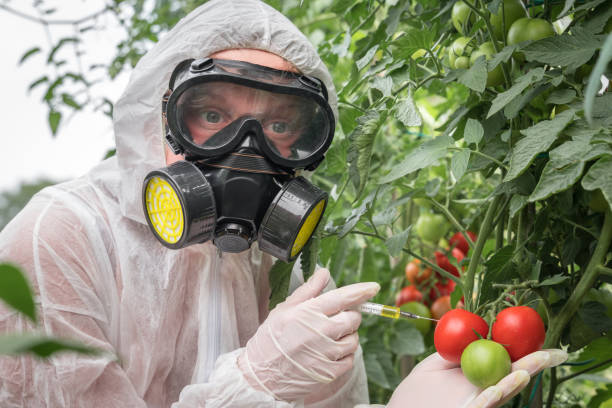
[387,349,568,408]
[238,268,380,402]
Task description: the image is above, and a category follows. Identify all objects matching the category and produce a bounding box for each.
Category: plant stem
[557,357,612,384]
[546,367,557,408]
[544,209,612,347]
[596,265,612,277]
[465,195,504,311]
[448,147,508,169]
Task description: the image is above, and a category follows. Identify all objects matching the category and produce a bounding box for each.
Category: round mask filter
[143,161,217,248]
[258,177,327,262]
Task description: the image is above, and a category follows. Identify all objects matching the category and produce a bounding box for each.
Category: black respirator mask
[142,58,335,262]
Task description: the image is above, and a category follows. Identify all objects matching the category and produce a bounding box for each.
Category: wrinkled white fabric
[0,0,368,407]
[239,269,379,401]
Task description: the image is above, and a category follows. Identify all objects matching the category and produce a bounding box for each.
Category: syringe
[359,302,438,322]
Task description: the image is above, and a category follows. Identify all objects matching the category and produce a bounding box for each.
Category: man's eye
[201,111,221,123]
[271,122,288,133]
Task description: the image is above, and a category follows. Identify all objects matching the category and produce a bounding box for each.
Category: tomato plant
[405,259,432,284]
[460,339,512,388]
[434,309,489,363]
[469,41,504,87]
[451,1,476,35]
[491,306,546,361]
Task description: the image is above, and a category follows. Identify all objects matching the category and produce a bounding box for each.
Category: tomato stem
[465,194,504,311]
[544,208,612,348]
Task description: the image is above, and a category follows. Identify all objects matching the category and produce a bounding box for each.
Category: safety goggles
[163,58,335,170]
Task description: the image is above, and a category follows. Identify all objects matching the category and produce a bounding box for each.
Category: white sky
[0,1,130,193]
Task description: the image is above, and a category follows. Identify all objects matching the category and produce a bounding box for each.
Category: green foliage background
[2,0,612,406]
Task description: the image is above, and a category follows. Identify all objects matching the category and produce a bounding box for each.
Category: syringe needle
[399,310,439,322]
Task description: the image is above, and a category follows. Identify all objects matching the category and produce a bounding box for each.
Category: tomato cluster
[448,0,556,88]
[434,306,546,388]
[395,229,478,329]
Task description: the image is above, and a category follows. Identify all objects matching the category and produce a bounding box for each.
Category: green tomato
[507,18,555,62]
[399,301,432,335]
[489,0,527,40]
[589,189,610,213]
[448,37,473,68]
[454,56,470,69]
[452,1,476,35]
[415,213,449,244]
[461,339,512,388]
[469,42,504,87]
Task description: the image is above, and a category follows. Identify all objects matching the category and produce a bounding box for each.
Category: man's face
[165,49,301,165]
[180,82,306,158]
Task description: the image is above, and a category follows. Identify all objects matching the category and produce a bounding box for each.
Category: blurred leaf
[48,110,61,135]
[389,325,425,356]
[458,56,486,93]
[364,351,390,388]
[0,334,100,358]
[385,227,411,257]
[546,89,576,105]
[464,118,484,146]
[268,260,294,310]
[347,110,383,197]
[19,47,41,65]
[0,263,36,322]
[504,109,575,181]
[394,93,422,127]
[451,149,470,181]
[535,274,570,287]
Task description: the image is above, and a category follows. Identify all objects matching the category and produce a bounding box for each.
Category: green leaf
[61,93,81,110]
[389,325,425,356]
[364,352,390,388]
[392,30,435,60]
[28,76,49,93]
[0,334,100,358]
[385,227,411,257]
[0,263,36,322]
[504,109,575,181]
[47,37,79,64]
[585,33,612,125]
[571,336,612,374]
[394,93,422,127]
[522,28,603,71]
[48,110,61,135]
[371,76,393,97]
[347,110,382,197]
[509,195,528,219]
[268,260,295,310]
[487,44,517,70]
[356,45,379,70]
[458,56,486,93]
[546,89,576,105]
[579,301,612,334]
[464,118,484,145]
[300,231,319,283]
[379,136,452,183]
[451,149,470,181]
[19,47,41,65]
[535,274,570,287]
[528,157,585,202]
[487,68,545,118]
[581,156,612,211]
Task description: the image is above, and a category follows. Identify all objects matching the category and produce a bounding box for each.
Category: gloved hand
[238,268,379,402]
[387,349,568,408]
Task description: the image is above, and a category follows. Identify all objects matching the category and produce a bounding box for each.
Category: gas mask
[142,58,334,262]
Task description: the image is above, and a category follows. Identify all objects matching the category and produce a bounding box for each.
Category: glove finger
[284,268,330,306]
[511,351,550,376]
[310,281,380,316]
[325,310,362,340]
[321,331,360,361]
[492,370,531,407]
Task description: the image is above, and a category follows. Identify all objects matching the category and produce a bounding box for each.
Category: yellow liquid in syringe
[359,302,401,319]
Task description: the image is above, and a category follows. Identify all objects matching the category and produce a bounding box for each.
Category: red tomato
[491,306,546,361]
[428,278,456,304]
[434,309,490,363]
[405,259,432,284]
[434,249,464,277]
[395,285,423,306]
[430,295,452,320]
[449,231,477,255]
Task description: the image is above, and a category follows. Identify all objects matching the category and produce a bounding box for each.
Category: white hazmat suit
[0,0,372,406]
